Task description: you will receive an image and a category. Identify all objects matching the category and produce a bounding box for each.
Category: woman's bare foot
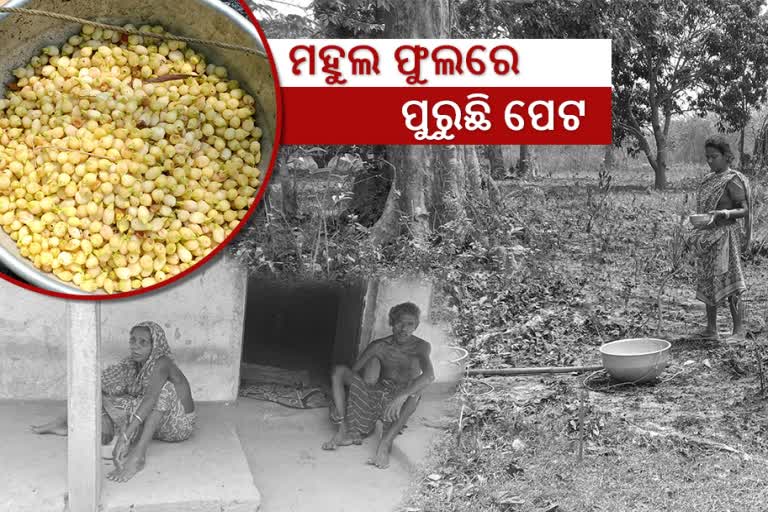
[31,418,67,436]
[112,432,131,467]
[366,441,392,469]
[322,424,362,450]
[107,452,146,483]
[692,329,719,340]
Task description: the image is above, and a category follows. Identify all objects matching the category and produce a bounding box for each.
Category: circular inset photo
[0,0,280,298]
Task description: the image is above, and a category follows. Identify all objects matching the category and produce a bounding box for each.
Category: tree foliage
[311,0,387,37]
[695,1,768,159]
[461,0,768,189]
[248,1,318,38]
[612,0,768,187]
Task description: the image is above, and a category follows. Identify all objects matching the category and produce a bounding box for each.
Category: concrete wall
[360,277,462,387]
[368,277,433,342]
[1,264,462,401]
[0,280,68,399]
[101,254,247,402]
[0,254,247,401]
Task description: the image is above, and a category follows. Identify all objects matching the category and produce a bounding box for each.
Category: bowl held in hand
[689,214,712,228]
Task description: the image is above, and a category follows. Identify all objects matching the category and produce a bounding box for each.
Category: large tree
[476,0,768,189]
[695,2,768,165]
[462,0,613,179]
[612,0,768,188]
[315,0,499,246]
[455,0,539,179]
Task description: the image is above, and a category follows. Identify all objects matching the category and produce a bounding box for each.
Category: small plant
[655,202,692,336]
[585,164,613,234]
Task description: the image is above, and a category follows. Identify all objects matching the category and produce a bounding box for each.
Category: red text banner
[280,87,611,145]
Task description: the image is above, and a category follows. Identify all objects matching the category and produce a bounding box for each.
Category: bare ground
[400,167,768,512]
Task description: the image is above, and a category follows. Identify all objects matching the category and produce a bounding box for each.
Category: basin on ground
[599,338,671,384]
[432,345,468,394]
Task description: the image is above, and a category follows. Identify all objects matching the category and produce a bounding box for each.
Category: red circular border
[0,0,284,301]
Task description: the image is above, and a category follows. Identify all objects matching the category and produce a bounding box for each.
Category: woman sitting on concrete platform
[32,321,196,483]
[323,302,435,469]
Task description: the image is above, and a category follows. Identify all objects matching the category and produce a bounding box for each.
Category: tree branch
[626,110,658,173]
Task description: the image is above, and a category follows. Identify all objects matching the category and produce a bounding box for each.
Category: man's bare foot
[107,453,145,483]
[30,419,67,436]
[366,441,392,469]
[322,426,362,450]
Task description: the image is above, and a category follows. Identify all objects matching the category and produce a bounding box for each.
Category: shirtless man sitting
[322,302,435,469]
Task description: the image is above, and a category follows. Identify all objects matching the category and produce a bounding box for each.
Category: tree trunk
[359,2,497,245]
[368,0,451,245]
[265,152,297,221]
[518,145,537,178]
[488,145,506,180]
[281,170,299,220]
[347,161,392,227]
[627,113,662,189]
[739,128,746,169]
[465,146,483,200]
[654,140,668,190]
[378,0,450,38]
[370,146,431,245]
[436,145,468,230]
[603,145,616,169]
[369,164,401,245]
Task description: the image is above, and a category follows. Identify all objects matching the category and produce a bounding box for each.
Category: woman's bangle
[132,412,143,424]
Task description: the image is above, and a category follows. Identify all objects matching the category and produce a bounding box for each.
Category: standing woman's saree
[690,169,753,306]
[101,321,196,443]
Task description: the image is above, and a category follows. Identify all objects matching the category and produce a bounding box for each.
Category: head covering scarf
[101,321,173,397]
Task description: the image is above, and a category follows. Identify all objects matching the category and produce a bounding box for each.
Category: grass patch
[400,164,768,512]
[403,376,768,512]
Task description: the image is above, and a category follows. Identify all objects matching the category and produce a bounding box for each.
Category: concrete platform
[0,401,67,512]
[0,393,452,512]
[232,391,454,512]
[100,406,261,512]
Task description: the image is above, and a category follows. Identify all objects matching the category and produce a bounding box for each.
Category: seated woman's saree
[101,321,196,443]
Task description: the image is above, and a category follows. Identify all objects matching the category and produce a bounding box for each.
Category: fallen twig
[627,421,752,460]
[756,345,765,395]
[578,389,586,462]
[468,365,603,377]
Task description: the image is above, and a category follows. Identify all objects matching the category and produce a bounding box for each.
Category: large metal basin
[599,338,671,384]
[0,0,278,295]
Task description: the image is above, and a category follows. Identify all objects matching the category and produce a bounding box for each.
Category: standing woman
[690,136,753,343]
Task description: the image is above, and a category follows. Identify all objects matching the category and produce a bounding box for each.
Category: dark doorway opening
[240,278,367,390]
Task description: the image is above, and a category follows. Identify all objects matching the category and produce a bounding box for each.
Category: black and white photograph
[5,0,768,511]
